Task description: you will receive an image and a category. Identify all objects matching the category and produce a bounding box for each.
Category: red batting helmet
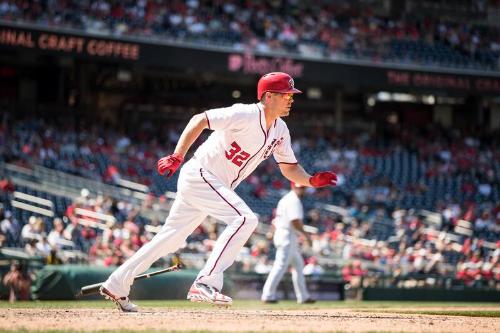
[257,72,302,100]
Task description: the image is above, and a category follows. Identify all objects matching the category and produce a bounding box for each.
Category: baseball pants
[261,240,310,302]
[102,158,258,297]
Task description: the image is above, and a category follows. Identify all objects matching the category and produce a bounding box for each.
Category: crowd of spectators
[3,113,498,217]
[1,0,499,69]
[0,186,169,265]
[1,110,498,289]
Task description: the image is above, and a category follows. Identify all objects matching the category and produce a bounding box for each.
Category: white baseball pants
[261,240,310,303]
[102,158,258,297]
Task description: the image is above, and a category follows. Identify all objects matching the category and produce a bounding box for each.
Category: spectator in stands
[21,216,44,243]
[342,260,367,287]
[46,247,64,265]
[47,218,71,249]
[2,261,32,302]
[119,238,136,259]
[303,256,325,277]
[456,260,476,286]
[0,210,20,245]
[103,249,125,267]
[63,216,84,250]
[341,259,367,299]
[254,257,273,275]
[306,209,323,232]
[0,178,14,193]
[24,238,39,256]
[34,235,52,257]
[88,236,113,266]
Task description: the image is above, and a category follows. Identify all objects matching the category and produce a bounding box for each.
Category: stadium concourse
[0,112,498,291]
[0,0,499,70]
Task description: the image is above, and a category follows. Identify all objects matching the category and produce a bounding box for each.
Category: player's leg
[290,247,311,303]
[102,159,207,303]
[187,168,258,303]
[101,195,207,301]
[261,243,292,302]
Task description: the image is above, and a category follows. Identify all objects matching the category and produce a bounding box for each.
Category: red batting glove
[309,171,338,188]
[157,153,184,178]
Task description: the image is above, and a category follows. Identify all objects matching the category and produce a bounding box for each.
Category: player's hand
[309,171,337,188]
[157,153,184,178]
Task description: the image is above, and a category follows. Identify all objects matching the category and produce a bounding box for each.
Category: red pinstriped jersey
[193,102,297,190]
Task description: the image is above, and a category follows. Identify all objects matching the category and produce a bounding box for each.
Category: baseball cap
[257,72,302,100]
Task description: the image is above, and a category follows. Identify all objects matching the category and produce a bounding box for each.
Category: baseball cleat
[262,299,279,304]
[299,298,316,304]
[186,282,232,306]
[99,286,139,312]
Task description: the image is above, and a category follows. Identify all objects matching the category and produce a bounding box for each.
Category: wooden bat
[76,263,182,298]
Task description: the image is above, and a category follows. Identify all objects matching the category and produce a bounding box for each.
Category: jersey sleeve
[204,104,248,131]
[273,127,298,164]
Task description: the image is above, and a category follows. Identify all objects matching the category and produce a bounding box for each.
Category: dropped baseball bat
[76,263,183,298]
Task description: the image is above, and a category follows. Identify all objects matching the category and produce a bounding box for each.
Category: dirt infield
[1,307,499,332]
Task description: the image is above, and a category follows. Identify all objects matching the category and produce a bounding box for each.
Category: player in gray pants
[261,182,315,304]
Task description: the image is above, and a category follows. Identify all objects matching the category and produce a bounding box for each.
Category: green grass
[0,299,498,312]
[360,309,500,317]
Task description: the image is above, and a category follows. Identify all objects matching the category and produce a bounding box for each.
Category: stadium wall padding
[363,287,500,302]
[29,266,499,301]
[31,265,206,300]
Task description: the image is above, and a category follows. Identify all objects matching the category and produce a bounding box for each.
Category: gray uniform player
[261,182,315,304]
[99,72,337,312]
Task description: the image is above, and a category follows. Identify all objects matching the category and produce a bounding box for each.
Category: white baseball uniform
[102,102,298,296]
[261,190,311,303]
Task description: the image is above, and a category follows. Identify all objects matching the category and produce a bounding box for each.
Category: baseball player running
[261,182,315,304]
[99,72,337,311]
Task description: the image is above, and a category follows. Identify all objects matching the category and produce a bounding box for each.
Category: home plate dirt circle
[1,307,498,332]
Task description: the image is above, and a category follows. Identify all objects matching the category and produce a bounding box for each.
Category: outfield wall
[31,265,202,300]
[23,265,500,302]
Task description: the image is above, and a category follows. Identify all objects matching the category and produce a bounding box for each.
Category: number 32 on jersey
[225,141,250,167]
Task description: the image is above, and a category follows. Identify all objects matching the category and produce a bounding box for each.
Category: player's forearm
[292,219,306,234]
[279,163,312,187]
[173,113,209,158]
